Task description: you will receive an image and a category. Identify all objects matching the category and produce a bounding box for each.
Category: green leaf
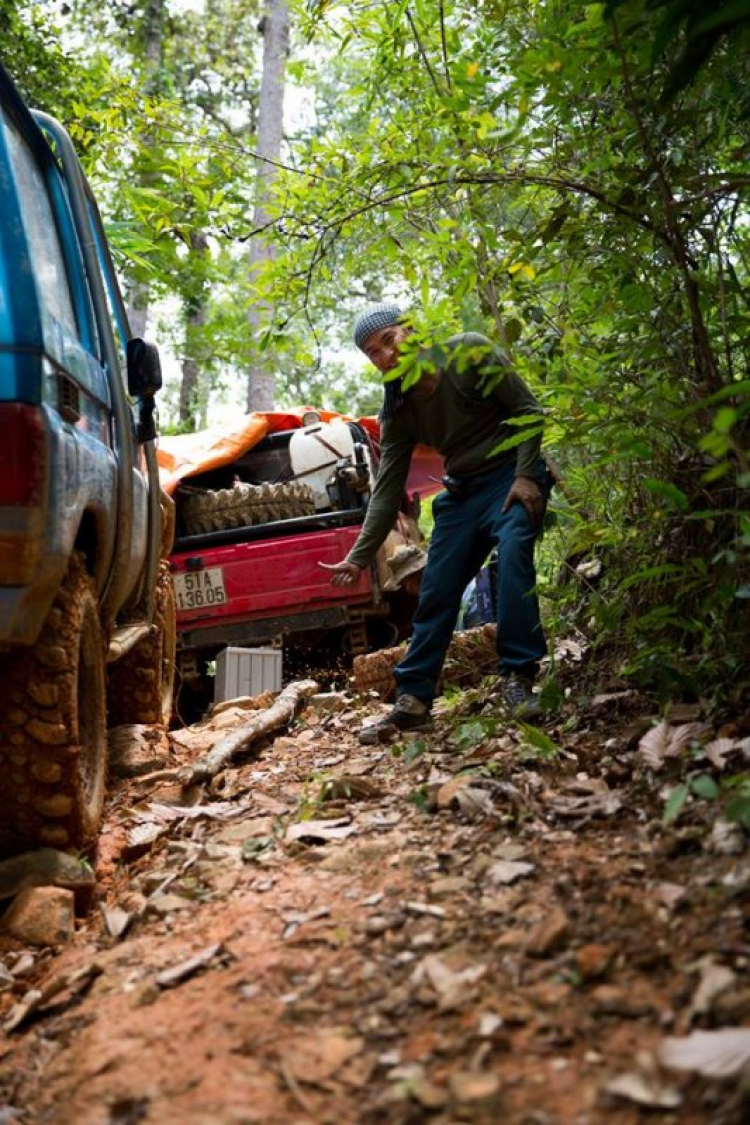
[663,783,690,824]
[516,722,558,758]
[690,775,719,800]
[643,479,690,510]
[453,720,493,750]
[241,836,274,861]
[403,739,428,763]
[724,790,750,830]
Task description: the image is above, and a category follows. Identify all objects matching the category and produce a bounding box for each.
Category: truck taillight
[0,404,47,506]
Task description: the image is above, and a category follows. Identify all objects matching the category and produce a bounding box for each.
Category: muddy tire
[107,562,177,728]
[0,553,107,855]
[181,481,316,535]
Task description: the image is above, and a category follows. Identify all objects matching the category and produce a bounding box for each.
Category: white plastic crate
[214,646,282,702]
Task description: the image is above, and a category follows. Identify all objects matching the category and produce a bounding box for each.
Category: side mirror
[126,338,162,398]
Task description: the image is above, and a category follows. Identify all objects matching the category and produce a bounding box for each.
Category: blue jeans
[393,459,551,704]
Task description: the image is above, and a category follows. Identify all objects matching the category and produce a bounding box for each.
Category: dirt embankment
[1,683,748,1125]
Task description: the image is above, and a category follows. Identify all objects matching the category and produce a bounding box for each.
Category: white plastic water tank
[288,419,370,510]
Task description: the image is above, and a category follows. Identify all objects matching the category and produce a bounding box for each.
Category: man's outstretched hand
[502,476,545,527]
[318,560,362,587]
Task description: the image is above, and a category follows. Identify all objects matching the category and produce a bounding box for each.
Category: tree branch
[439,0,452,91]
[405,7,443,97]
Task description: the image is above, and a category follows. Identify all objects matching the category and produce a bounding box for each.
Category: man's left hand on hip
[502,476,545,527]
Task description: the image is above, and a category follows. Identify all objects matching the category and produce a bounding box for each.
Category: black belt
[441,460,506,497]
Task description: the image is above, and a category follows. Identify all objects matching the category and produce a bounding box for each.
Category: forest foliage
[2,0,749,697]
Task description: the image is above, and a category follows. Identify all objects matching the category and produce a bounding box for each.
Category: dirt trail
[0,683,748,1125]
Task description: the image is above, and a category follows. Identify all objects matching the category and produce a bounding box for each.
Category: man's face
[363,324,410,374]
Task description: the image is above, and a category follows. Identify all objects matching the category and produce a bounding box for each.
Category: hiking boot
[359,693,432,745]
[500,673,541,718]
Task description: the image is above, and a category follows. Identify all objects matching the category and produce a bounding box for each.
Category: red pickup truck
[161,411,434,716]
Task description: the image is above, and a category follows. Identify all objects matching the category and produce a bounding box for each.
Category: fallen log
[177,679,320,785]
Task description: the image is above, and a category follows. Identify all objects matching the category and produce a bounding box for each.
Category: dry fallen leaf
[156,943,224,989]
[603,1070,682,1109]
[687,959,736,1022]
[99,905,133,940]
[319,775,383,802]
[437,776,497,819]
[545,790,623,820]
[637,721,707,770]
[412,954,487,1012]
[650,882,687,912]
[285,818,356,844]
[703,738,739,769]
[659,1028,750,1079]
[281,1029,364,1084]
[448,1070,502,1109]
[5,962,101,1033]
[484,860,535,886]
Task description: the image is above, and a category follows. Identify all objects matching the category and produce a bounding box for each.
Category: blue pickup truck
[0,63,175,854]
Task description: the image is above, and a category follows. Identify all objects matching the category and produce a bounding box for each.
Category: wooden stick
[177,679,319,785]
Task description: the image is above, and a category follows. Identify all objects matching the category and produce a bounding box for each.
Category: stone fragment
[128,981,160,1008]
[527,906,570,956]
[7,709,28,726]
[484,859,535,886]
[146,893,193,916]
[1,886,75,946]
[429,875,470,899]
[0,848,94,900]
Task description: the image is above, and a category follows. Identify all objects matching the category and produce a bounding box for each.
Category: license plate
[173,567,227,611]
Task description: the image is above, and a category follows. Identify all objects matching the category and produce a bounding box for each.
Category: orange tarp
[156,408,443,498]
[156,409,379,497]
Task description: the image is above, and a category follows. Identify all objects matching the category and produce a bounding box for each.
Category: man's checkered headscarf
[353,302,407,423]
[353,302,403,351]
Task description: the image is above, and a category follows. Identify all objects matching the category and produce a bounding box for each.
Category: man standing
[321,302,551,743]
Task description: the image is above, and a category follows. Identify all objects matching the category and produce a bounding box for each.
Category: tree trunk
[246,0,289,412]
[126,0,165,338]
[127,283,149,341]
[179,229,210,429]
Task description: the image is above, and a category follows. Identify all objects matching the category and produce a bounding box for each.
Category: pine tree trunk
[246,0,289,412]
[179,229,209,429]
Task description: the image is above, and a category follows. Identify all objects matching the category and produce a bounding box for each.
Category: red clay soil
[1,684,748,1125]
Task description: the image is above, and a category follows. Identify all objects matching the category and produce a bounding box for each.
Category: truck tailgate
[171,525,374,632]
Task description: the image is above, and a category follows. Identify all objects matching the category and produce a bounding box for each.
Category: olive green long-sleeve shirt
[347,332,544,570]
